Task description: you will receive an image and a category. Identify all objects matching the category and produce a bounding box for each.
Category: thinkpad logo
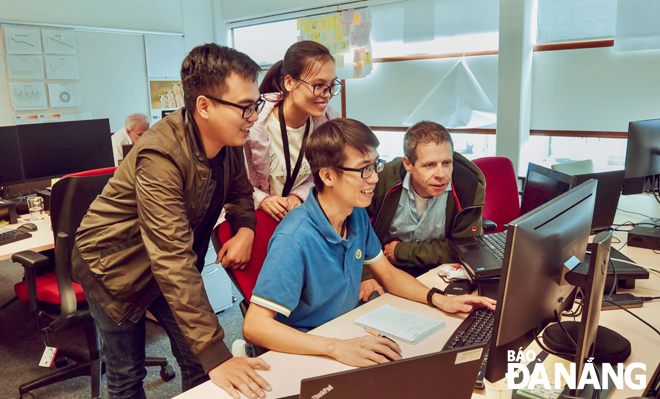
[311,384,333,399]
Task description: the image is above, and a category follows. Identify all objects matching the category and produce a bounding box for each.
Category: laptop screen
[519,163,577,216]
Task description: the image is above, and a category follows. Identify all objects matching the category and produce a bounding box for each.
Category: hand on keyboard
[432,294,496,314]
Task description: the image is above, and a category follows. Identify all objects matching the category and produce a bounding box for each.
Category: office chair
[212,210,278,357]
[11,167,174,399]
[212,210,278,316]
[472,157,520,234]
[551,159,594,175]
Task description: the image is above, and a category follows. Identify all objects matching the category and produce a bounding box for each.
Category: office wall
[0,0,216,132]
[531,47,660,132]
[0,0,184,33]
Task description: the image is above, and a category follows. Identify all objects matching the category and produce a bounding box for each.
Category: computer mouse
[17,223,38,232]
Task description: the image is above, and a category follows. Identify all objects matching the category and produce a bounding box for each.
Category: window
[373,130,496,163]
[370,0,499,58]
[520,136,626,176]
[232,19,298,66]
[536,0,617,44]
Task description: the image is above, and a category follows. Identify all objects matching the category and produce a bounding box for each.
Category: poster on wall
[149,80,184,122]
[48,84,82,108]
[4,27,42,54]
[6,54,44,79]
[297,8,372,80]
[45,55,79,80]
[9,82,48,110]
[41,29,77,55]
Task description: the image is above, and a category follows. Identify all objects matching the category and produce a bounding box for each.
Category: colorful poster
[299,8,373,79]
[149,80,184,109]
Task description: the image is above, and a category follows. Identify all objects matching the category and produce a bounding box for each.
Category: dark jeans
[84,286,208,398]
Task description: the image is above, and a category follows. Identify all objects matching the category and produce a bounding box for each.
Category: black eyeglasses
[202,95,266,119]
[293,78,344,97]
[337,159,385,179]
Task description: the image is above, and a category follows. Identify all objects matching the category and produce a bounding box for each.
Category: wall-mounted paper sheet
[41,29,77,55]
[45,55,80,80]
[48,84,81,108]
[7,55,44,80]
[4,27,42,54]
[9,83,48,110]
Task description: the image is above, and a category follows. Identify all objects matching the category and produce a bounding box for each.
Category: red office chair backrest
[15,168,116,307]
[216,210,278,302]
[472,157,520,233]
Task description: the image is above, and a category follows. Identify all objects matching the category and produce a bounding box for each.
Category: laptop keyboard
[442,307,495,389]
[475,232,507,261]
[0,229,32,246]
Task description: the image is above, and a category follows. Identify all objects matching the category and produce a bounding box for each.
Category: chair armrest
[11,250,50,314]
[11,250,50,270]
[51,232,79,331]
[482,218,498,233]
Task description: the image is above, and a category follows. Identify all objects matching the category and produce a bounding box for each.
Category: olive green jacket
[365,152,485,278]
[73,108,256,373]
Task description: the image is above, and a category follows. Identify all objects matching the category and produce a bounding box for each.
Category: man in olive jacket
[360,121,486,299]
[73,44,271,399]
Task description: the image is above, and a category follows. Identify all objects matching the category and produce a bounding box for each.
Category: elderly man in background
[111,112,150,166]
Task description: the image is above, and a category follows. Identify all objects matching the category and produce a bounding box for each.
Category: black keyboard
[442,307,494,389]
[475,231,507,261]
[0,229,32,246]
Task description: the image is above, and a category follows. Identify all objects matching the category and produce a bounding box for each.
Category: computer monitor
[0,126,25,189]
[563,230,614,396]
[485,179,597,383]
[17,119,114,181]
[575,170,626,234]
[623,118,660,195]
[519,163,577,216]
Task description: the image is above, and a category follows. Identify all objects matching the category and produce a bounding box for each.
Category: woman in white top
[244,41,341,221]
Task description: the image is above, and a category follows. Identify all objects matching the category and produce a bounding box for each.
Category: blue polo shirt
[251,188,383,332]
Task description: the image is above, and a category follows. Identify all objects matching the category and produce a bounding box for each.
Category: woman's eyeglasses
[293,78,344,97]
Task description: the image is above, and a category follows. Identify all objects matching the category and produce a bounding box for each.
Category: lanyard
[278,105,311,197]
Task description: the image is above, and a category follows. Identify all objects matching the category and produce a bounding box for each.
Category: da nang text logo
[505,349,647,390]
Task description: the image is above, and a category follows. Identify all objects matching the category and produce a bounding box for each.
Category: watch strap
[427,287,445,308]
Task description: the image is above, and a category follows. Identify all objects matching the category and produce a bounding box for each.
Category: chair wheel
[20,393,35,399]
[160,365,176,382]
[55,356,69,368]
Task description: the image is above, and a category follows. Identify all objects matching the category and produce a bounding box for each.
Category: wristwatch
[427,287,445,308]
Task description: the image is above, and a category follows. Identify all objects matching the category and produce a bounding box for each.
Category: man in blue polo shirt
[243,118,495,367]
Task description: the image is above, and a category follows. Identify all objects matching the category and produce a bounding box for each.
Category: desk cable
[604,259,660,337]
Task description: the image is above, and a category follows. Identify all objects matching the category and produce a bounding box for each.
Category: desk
[0,214,53,261]
[176,194,660,399]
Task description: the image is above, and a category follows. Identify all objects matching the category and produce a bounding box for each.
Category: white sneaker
[232,339,248,357]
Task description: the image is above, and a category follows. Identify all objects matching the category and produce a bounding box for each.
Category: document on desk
[355,304,445,345]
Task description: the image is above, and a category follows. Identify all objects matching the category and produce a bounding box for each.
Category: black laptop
[279,343,487,399]
[449,163,576,278]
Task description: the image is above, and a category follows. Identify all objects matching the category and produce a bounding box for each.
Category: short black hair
[306,118,380,191]
[404,121,454,164]
[181,44,261,113]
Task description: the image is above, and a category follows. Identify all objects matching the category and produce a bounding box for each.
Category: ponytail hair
[259,60,285,94]
[259,41,334,97]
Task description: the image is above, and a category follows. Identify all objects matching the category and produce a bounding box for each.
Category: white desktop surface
[0,214,53,261]
[176,194,660,399]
